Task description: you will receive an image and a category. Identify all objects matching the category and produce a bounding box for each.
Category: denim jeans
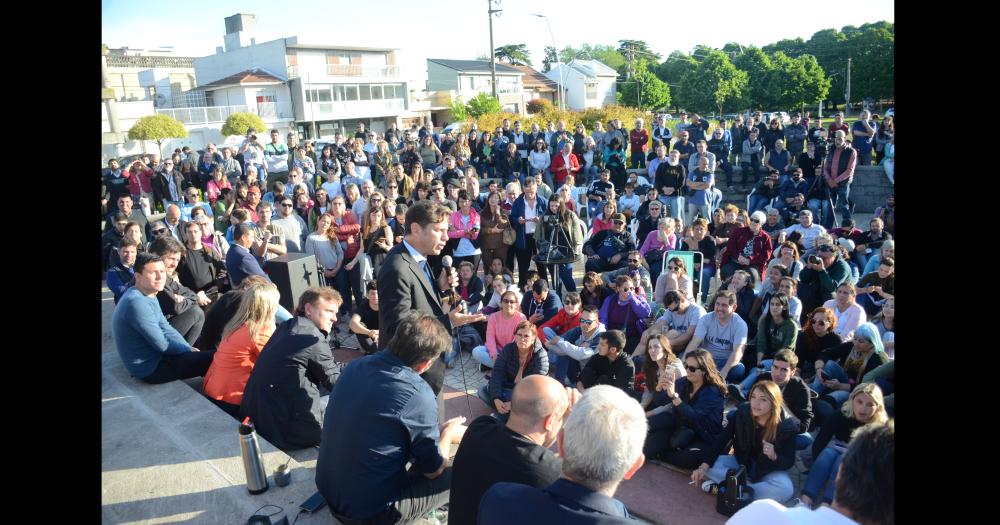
[748,194,772,214]
[699,265,716,304]
[712,357,746,383]
[660,195,685,220]
[807,198,834,230]
[738,360,774,395]
[801,445,846,503]
[631,150,647,169]
[795,432,814,450]
[477,384,512,421]
[857,150,873,166]
[853,250,870,275]
[472,345,496,368]
[809,361,851,407]
[830,182,852,224]
[687,202,711,225]
[544,328,582,386]
[545,261,577,292]
[706,455,794,504]
[718,158,734,187]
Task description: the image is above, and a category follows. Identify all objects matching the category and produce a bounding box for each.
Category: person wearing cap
[780,209,827,252]
[719,210,773,283]
[583,213,637,273]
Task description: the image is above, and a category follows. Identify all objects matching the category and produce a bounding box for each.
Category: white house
[544,60,619,110]
[426,59,525,118]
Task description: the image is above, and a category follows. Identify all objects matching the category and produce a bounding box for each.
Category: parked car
[885,107,894,117]
[764,111,791,125]
[441,122,466,136]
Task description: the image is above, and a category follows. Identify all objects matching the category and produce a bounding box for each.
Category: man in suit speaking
[378,201,487,416]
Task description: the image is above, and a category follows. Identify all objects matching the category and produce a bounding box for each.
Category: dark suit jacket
[225,244,269,288]
[376,241,452,394]
[479,478,633,525]
[152,169,186,208]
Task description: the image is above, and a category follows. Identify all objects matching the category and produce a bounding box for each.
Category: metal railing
[156,103,293,124]
[326,64,400,77]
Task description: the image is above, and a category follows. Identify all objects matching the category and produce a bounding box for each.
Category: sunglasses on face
[812,318,828,325]
[152,229,167,235]
[281,203,293,207]
[685,365,702,373]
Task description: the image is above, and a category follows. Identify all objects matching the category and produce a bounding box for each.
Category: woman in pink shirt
[471,290,526,370]
[590,201,618,235]
[205,164,232,205]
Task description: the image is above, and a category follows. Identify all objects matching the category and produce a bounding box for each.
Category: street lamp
[532,13,564,111]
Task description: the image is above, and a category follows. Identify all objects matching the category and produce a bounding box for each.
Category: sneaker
[727,384,746,403]
[701,480,719,494]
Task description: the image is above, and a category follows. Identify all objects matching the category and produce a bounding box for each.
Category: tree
[128,114,188,155]
[849,25,894,102]
[618,63,670,110]
[542,46,558,73]
[590,45,626,71]
[448,95,469,121]
[679,50,748,115]
[770,52,830,111]
[656,52,699,111]
[467,92,502,117]
[221,112,267,138]
[732,46,778,109]
[494,44,532,66]
[763,37,808,58]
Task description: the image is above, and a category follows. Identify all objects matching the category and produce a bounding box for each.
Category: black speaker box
[263,253,320,312]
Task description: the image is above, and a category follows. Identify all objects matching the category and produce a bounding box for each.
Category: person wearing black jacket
[583,216,637,272]
[692,381,798,503]
[177,222,228,301]
[707,127,733,190]
[654,149,687,220]
[241,287,344,450]
[577,330,634,392]
[148,236,207,346]
[478,321,549,420]
[731,349,815,450]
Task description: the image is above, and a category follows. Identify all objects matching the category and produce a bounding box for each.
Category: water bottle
[239,417,269,495]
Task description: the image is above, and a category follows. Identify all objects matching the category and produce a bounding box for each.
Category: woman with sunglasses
[472,290,529,370]
[691,381,798,503]
[798,383,889,509]
[643,348,727,469]
[599,275,652,356]
[794,307,841,381]
[654,256,694,306]
[810,323,888,422]
[869,297,895,359]
[822,283,866,341]
[719,210,773,284]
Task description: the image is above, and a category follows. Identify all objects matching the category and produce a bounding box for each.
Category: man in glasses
[583,213,637,273]
[545,305,606,387]
[271,197,307,252]
[428,179,457,212]
[601,250,652,292]
[797,243,852,317]
[179,188,212,223]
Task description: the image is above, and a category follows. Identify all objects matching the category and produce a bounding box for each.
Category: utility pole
[625,42,635,81]
[845,57,852,116]
[487,0,502,98]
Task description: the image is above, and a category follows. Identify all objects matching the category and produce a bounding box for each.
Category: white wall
[194,38,288,86]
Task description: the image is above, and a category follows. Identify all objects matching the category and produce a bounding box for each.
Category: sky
[103,0,893,86]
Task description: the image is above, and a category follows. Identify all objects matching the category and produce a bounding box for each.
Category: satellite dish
[154,94,168,108]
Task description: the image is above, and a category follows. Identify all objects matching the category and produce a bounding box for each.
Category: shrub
[221,112,267,137]
[526,98,552,115]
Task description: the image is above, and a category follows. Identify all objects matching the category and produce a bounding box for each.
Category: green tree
[466,92,502,118]
[494,44,532,66]
[763,37,808,58]
[618,62,670,110]
[849,25,894,103]
[732,46,778,109]
[656,51,699,111]
[448,95,468,121]
[679,50,748,115]
[590,45,626,70]
[805,28,849,107]
[221,112,267,138]
[772,52,830,112]
[542,46,558,73]
[128,114,188,155]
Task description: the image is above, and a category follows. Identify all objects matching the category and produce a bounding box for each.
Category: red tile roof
[199,69,284,90]
[511,65,558,91]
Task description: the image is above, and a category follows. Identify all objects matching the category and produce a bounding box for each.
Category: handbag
[502,224,516,245]
[716,465,755,517]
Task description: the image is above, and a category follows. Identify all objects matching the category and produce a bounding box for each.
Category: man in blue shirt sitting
[316,311,468,524]
[111,253,212,384]
[479,385,647,525]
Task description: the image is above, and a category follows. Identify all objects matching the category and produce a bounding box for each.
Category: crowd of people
[104,113,894,524]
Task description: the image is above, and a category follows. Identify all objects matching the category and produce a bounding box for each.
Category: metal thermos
[239,417,269,495]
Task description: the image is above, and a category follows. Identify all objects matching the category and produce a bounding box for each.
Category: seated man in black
[479,385,647,524]
[448,374,576,525]
[316,311,468,524]
[240,287,343,450]
[349,281,381,355]
[520,279,564,326]
[147,236,208,345]
[577,330,635,393]
[176,221,228,302]
[583,213,637,272]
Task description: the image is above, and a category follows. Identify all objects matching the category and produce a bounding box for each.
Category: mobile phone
[299,491,327,513]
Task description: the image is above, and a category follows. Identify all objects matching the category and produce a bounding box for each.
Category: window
[586,83,598,100]
[333,85,346,101]
[345,85,358,100]
[465,76,474,90]
[371,85,383,99]
[359,84,371,100]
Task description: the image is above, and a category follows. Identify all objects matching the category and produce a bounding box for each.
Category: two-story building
[545,60,619,111]
[426,59,526,120]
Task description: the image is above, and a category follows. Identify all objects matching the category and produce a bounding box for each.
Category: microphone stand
[441,265,475,417]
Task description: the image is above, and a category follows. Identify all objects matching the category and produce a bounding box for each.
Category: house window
[359,84,371,100]
[586,83,598,100]
[465,77,474,90]
[345,85,359,101]
[371,85,383,99]
[333,85,346,101]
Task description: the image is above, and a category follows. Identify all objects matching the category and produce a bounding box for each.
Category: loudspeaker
[263,253,321,312]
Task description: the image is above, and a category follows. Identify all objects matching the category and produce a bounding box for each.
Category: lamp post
[488,0,502,98]
[532,13,564,111]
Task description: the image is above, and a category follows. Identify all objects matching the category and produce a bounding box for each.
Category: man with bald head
[448,375,579,525]
[163,204,184,241]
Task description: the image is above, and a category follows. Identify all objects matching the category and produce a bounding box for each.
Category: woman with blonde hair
[449,132,472,168]
[798,383,889,509]
[202,282,280,418]
[692,380,798,503]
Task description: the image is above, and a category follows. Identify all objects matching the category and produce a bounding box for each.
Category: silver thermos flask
[239,417,269,495]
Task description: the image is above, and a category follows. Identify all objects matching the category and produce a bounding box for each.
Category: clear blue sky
[103,0,893,85]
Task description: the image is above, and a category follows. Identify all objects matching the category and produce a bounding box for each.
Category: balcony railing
[326,64,400,77]
[156,103,293,125]
[287,65,299,79]
[304,99,405,118]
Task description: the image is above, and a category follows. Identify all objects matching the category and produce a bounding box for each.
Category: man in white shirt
[271,197,307,253]
[635,290,706,359]
[780,209,827,252]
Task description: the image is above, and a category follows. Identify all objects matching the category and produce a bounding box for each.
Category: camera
[250,134,257,141]
[807,255,822,265]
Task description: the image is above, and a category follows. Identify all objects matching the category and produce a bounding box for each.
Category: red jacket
[630,129,650,153]
[331,211,362,259]
[550,152,580,187]
[537,308,581,343]
[127,166,154,195]
[720,226,773,276]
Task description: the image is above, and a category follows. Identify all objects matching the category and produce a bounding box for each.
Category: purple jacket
[599,293,651,338]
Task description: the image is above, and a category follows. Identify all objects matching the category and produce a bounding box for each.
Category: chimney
[223,13,257,52]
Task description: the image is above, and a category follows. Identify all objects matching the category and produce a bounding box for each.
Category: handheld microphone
[440,256,465,310]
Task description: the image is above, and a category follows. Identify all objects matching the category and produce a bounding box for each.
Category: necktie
[421,260,435,290]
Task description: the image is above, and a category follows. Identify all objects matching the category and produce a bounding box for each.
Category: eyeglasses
[388,185,398,188]
[281,203,294,207]
[620,287,635,291]
[371,199,383,204]
[685,365,702,373]
[152,229,167,235]
[811,318,828,325]
[750,218,761,224]
[579,318,595,324]
[667,265,679,271]
[612,220,625,225]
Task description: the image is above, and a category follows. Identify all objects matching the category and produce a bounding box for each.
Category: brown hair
[293,287,344,316]
[749,380,784,443]
[642,333,678,392]
[404,201,451,236]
